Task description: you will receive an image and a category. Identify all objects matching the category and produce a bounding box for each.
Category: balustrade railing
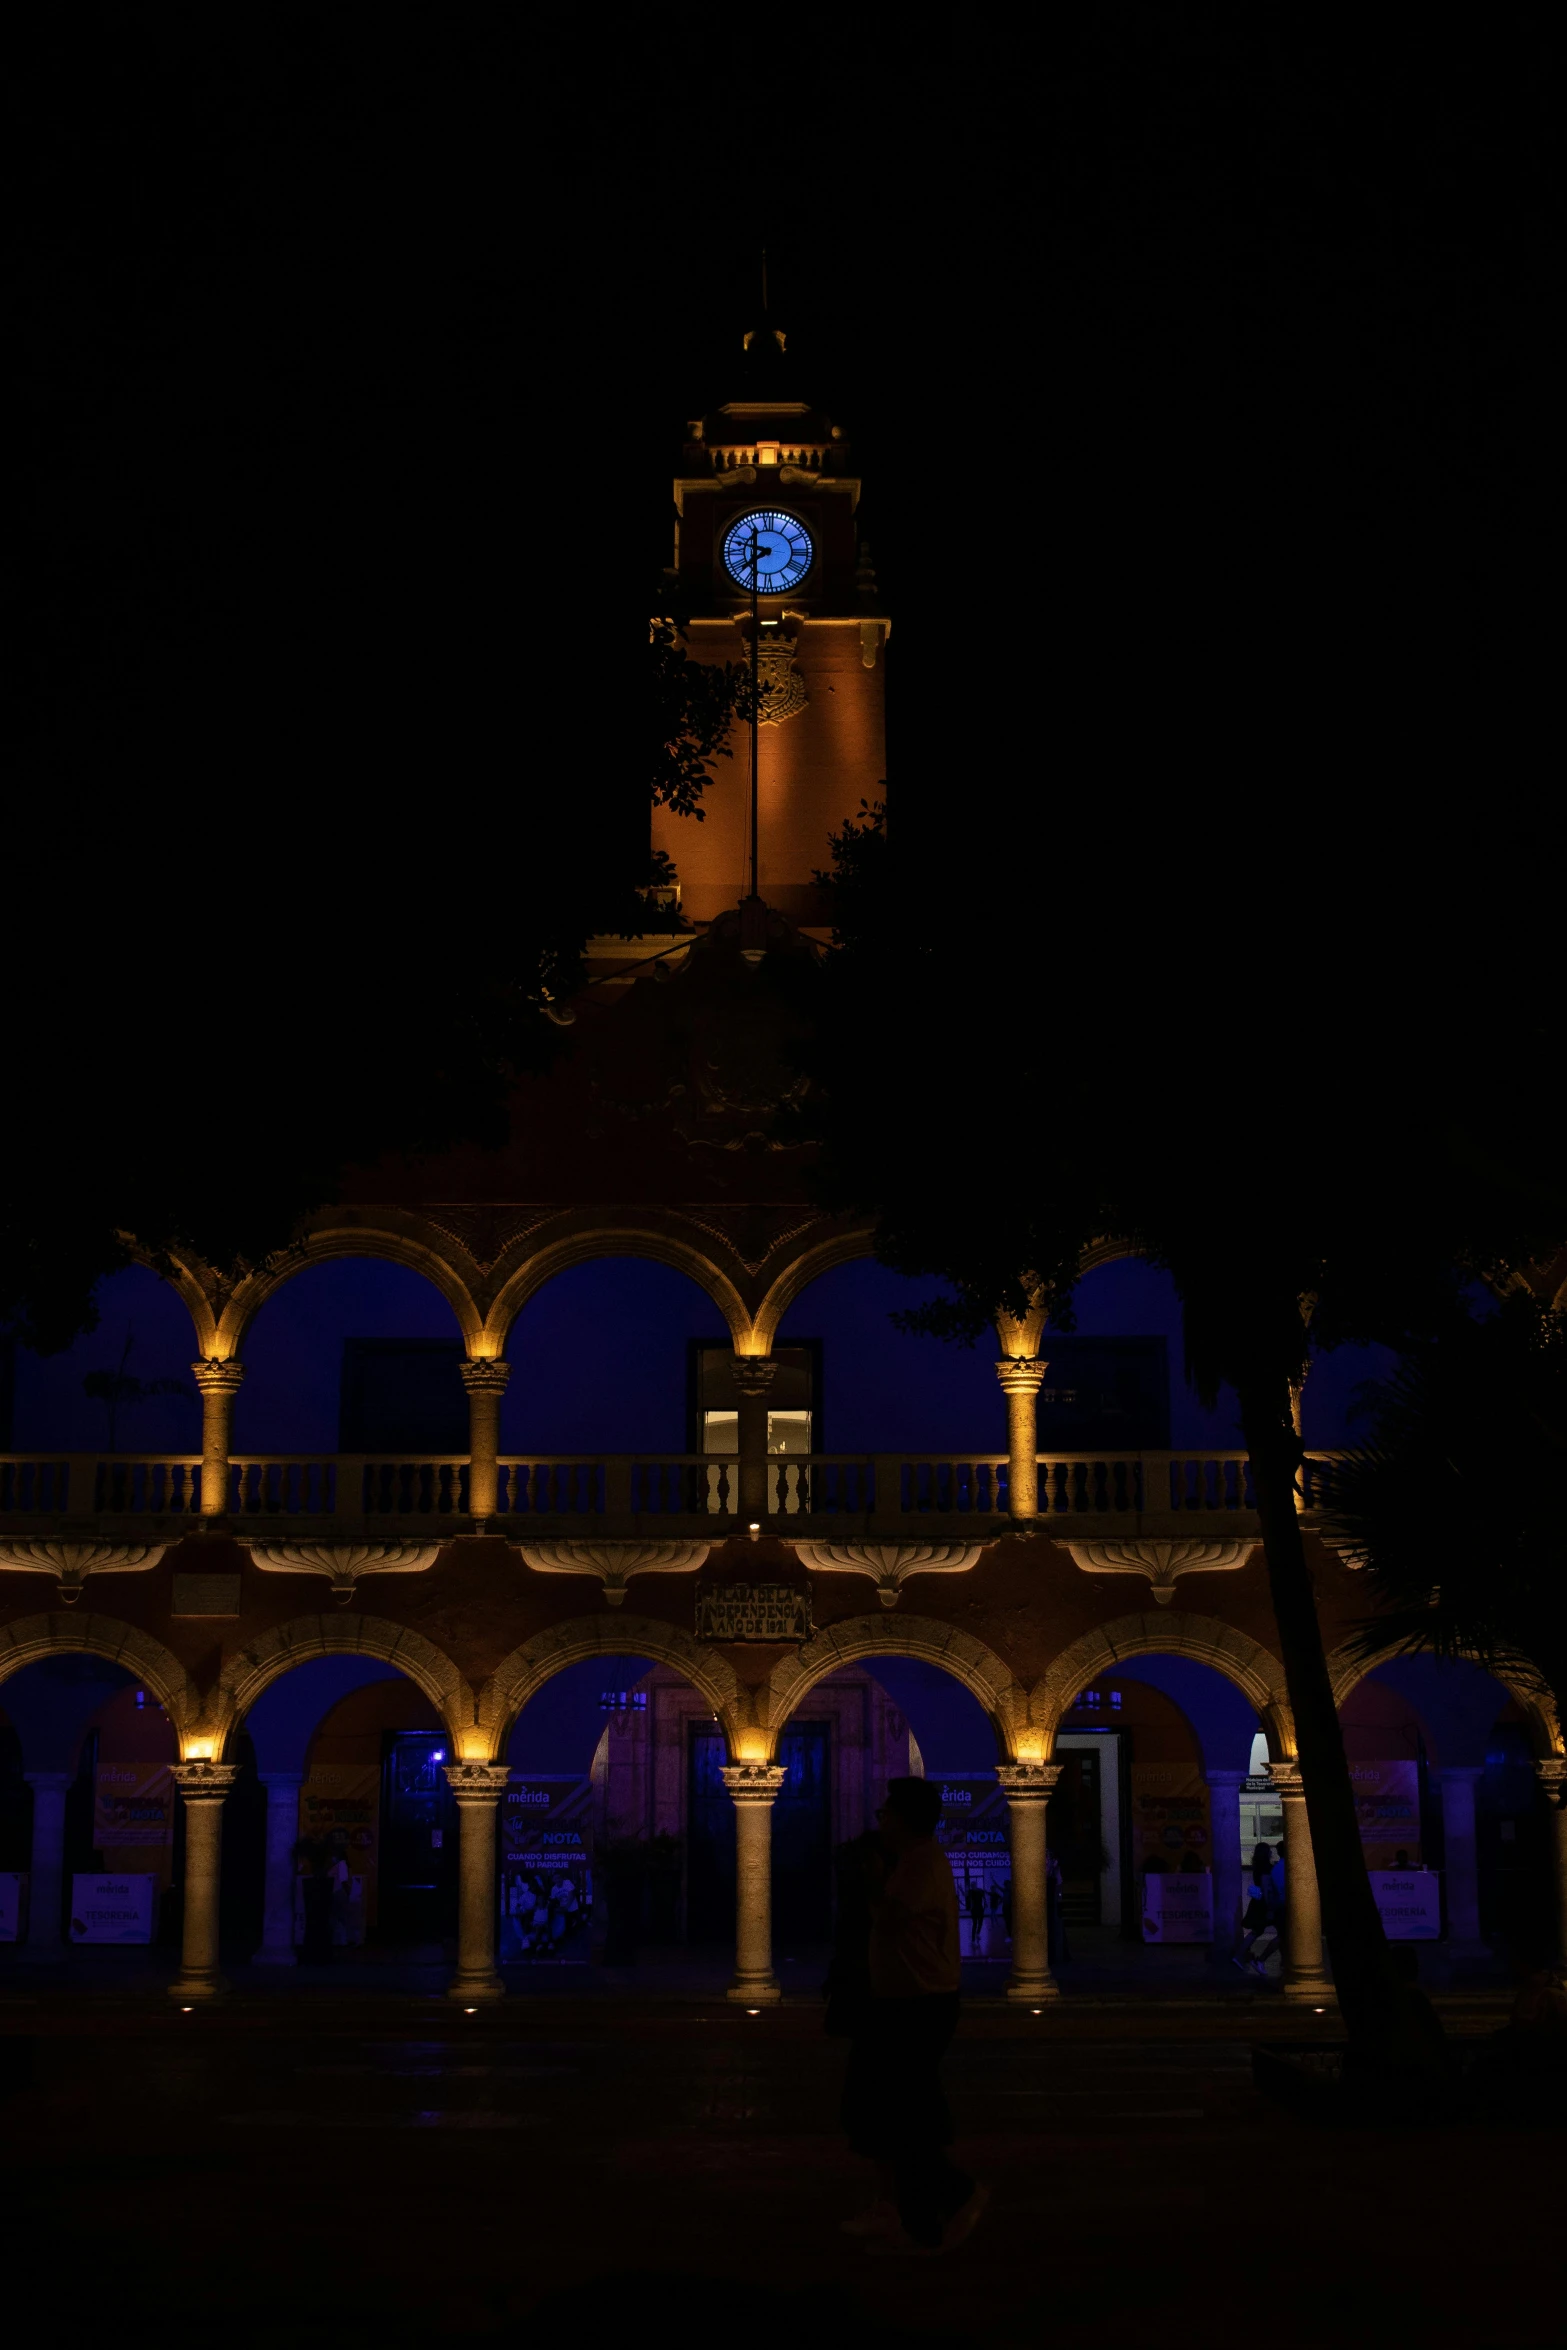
[0,1449,1326,1528]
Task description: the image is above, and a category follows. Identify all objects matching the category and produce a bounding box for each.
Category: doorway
[376,1731,457,1945]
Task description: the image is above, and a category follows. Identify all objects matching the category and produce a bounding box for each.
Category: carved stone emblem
[791,1540,987,1609]
[516,1538,711,1607]
[0,1538,169,1606]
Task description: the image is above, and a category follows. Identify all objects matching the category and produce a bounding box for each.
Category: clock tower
[653,324,889,926]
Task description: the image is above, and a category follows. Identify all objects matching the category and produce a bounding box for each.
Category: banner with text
[1351,1761,1422,1870]
[70,1873,157,1944]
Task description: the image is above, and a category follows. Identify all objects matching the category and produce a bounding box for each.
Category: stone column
[1535,1758,1567,1965]
[1267,1761,1335,2003]
[732,1358,778,1522]
[1206,1768,1247,1960]
[1438,1765,1486,1951]
[460,1359,511,1527]
[192,1358,244,1519]
[994,1359,1048,1520]
[23,1770,72,1949]
[444,1762,511,2002]
[169,1762,240,2001]
[997,1763,1062,2001]
[722,1763,787,2003]
[254,1771,304,1965]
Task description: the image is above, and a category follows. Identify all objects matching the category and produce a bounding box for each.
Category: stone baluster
[443,1762,512,2002]
[191,1360,244,1519]
[994,1359,1048,1520]
[1266,1761,1335,2003]
[23,1770,72,1948]
[722,1763,788,2003]
[732,1358,779,1521]
[460,1360,511,1527]
[1206,1768,1247,1962]
[997,1762,1062,2001]
[254,1771,304,1965]
[1437,1765,1486,1953]
[1535,1758,1567,1965]
[169,1761,241,2002]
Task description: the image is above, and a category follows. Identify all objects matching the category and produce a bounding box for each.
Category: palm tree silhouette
[82,1330,190,1452]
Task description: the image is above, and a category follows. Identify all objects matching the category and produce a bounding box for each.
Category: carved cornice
[720,1764,789,1802]
[170,1761,242,1800]
[791,1540,986,1610]
[243,1540,442,1605]
[1062,1538,1260,1606]
[0,1538,169,1606]
[443,1762,513,1804]
[515,1538,712,1608]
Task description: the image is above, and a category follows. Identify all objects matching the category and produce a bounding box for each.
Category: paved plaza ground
[1,1962,1559,2349]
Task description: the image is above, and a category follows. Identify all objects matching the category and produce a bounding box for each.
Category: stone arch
[120,1241,219,1357]
[761,1613,1028,1762]
[478,1614,746,1759]
[751,1227,877,1353]
[212,1614,472,1757]
[483,1230,753,1354]
[1327,1638,1563,1760]
[1036,1611,1295,1757]
[211,1227,485,1357]
[0,1611,201,1745]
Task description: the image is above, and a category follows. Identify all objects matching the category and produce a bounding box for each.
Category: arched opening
[233,1256,467,1455]
[234,1653,463,1973]
[766,1621,1023,1985]
[1338,1653,1555,1975]
[0,1652,178,1959]
[499,1256,730,1457]
[1044,1652,1267,1988]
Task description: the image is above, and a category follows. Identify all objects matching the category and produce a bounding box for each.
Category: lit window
[1110,1691,1123,1711]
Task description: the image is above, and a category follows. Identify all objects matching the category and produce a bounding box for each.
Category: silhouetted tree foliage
[1330,1298,1567,1728]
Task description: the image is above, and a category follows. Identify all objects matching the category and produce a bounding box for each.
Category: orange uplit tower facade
[652,326,890,926]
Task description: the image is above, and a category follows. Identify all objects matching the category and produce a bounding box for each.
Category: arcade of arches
[3,1160,1565,2004]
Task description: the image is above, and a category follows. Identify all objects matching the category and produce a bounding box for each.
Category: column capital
[730,1357,779,1400]
[1438,1763,1487,1785]
[257,1769,305,1791]
[191,1357,245,1395]
[459,1358,511,1397]
[996,1762,1063,1801]
[1204,1768,1250,1791]
[994,1357,1049,1395]
[1535,1757,1567,1803]
[171,1760,241,1800]
[23,1768,74,1793]
[1266,1760,1306,1798]
[720,1763,788,1803]
[442,1761,512,1804]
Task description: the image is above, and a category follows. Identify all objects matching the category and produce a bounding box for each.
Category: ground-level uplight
[746,2008,761,2016]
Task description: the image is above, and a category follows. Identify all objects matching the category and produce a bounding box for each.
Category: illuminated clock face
[721,509,814,595]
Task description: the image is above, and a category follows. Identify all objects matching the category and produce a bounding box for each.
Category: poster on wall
[1131,1761,1211,1873]
[94,1761,174,1881]
[936,1778,1012,1953]
[1142,1870,1214,1943]
[297,1766,379,1945]
[1351,1761,1421,1869]
[500,1776,593,1960]
[1371,1869,1440,1939]
[0,1872,25,1942]
[70,1874,157,1943]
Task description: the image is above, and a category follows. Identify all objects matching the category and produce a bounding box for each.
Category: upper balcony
[0,1448,1337,1544]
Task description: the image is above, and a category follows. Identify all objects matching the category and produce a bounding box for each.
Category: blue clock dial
[721,509,814,595]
